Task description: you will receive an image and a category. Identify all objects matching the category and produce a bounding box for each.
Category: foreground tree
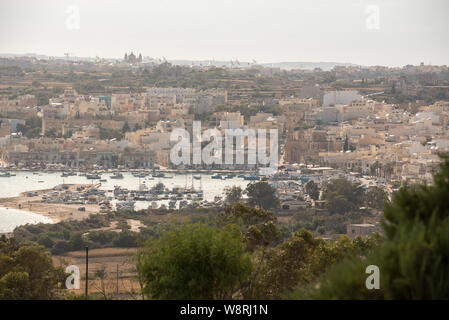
[0,240,65,299]
[136,223,251,299]
[245,229,381,299]
[304,156,449,299]
[220,203,280,250]
[245,181,280,210]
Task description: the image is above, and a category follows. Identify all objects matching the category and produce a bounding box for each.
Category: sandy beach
[0,184,102,223]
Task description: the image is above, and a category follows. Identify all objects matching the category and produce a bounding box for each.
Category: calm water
[0,171,250,232]
[0,207,53,233]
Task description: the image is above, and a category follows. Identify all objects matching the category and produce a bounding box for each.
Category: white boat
[110,172,124,179]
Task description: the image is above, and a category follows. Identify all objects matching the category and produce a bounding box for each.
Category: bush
[137,223,252,299]
[303,157,449,299]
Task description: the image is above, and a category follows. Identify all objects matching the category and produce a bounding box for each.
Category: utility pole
[116,264,119,297]
[85,246,89,298]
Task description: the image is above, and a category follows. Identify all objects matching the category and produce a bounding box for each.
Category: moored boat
[110,172,124,179]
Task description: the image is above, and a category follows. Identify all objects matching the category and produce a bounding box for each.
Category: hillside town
[1,58,449,233]
[1,0,449,304]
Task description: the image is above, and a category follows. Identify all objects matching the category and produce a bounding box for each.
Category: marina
[0,170,255,231]
[0,167,341,232]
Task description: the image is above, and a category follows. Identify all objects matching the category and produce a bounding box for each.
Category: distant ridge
[260,61,360,71]
[0,53,360,71]
[167,60,359,71]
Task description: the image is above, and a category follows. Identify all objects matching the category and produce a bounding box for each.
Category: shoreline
[0,207,54,233]
[0,204,58,224]
[0,184,102,224]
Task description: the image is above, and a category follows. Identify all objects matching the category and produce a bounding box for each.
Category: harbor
[0,170,256,231]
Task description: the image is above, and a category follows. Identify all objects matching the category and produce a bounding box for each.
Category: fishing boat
[243,174,259,181]
[133,172,147,178]
[211,174,223,179]
[61,172,76,177]
[0,172,15,177]
[115,201,135,211]
[110,172,124,179]
[86,173,101,180]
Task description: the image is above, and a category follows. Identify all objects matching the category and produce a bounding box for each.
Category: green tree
[364,187,388,210]
[220,203,280,250]
[223,185,243,204]
[133,123,142,131]
[31,80,42,87]
[44,128,57,138]
[246,229,381,299]
[322,179,365,214]
[16,117,42,139]
[137,223,251,299]
[99,127,124,140]
[370,161,381,177]
[122,121,131,133]
[383,162,394,179]
[0,240,65,299]
[305,180,320,201]
[343,134,349,152]
[245,181,280,210]
[305,156,449,299]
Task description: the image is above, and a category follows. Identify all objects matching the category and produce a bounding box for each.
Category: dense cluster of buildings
[1,82,448,187]
[283,92,449,185]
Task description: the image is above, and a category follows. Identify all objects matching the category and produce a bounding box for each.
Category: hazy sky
[0,0,448,66]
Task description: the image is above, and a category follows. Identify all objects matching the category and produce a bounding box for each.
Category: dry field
[53,247,143,299]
